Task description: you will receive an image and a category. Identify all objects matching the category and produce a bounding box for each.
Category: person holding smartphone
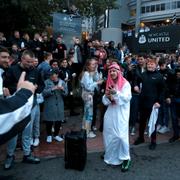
[42,69,68,143]
[102,63,132,172]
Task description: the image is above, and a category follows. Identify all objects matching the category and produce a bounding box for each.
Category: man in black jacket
[167,67,180,142]
[0,48,9,98]
[0,47,36,144]
[127,54,147,136]
[134,57,165,150]
[3,50,44,169]
[157,58,174,134]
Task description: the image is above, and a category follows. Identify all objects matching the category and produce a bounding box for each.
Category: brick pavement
[0,108,173,163]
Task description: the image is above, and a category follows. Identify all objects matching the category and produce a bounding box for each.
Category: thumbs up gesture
[17,72,36,94]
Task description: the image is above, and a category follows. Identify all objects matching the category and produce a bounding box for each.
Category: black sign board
[123,25,180,53]
[53,13,82,49]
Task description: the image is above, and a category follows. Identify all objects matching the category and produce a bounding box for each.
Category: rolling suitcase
[64,129,87,171]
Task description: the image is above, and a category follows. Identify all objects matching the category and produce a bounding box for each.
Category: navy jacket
[0,89,33,145]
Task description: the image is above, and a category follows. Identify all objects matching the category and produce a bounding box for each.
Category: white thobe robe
[102,81,132,165]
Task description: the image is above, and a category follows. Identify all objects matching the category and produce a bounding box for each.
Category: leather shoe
[100,152,105,160]
[169,136,179,143]
[4,155,15,170]
[149,142,156,150]
[23,154,40,164]
[134,137,145,145]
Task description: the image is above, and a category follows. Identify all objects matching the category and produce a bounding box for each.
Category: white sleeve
[81,72,97,91]
[102,94,111,106]
[112,82,132,105]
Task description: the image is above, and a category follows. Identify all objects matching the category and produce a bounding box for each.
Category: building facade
[128,0,180,25]
[96,0,180,53]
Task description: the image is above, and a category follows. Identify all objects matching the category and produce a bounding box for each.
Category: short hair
[21,50,35,58]
[138,53,146,58]
[158,58,166,66]
[0,47,9,54]
[109,41,115,46]
[146,56,157,64]
[108,57,120,65]
[50,59,58,66]
[59,58,68,64]
[117,43,122,49]
[43,52,52,60]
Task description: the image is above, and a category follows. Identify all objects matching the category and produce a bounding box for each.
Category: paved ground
[1,142,180,180]
[0,107,173,163]
[1,106,179,180]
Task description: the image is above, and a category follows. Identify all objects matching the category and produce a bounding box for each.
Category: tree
[0,0,60,34]
[66,0,118,18]
[0,0,118,35]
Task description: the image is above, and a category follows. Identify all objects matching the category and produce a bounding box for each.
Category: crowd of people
[0,30,180,172]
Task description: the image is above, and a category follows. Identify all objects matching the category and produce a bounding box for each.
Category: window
[146,6,150,13]
[165,2,171,10]
[156,4,160,11]
[161,3,165,11]
[177,1,180,8]
[172,1,177,9]
[151,5,155,12]
[141,6,145,14]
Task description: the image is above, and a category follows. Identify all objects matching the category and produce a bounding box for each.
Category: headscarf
[106,64,127,93]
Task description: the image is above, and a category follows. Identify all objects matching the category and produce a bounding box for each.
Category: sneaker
[30,138,34,146]
[144,130,148,135]
[92,126,97,131]
[33,138,40,147]
[4,155,15,170]
[61,120,67,124]
[23,154,40,164]
[134,137,145,145]
[54,136,63,142]
[156,124,162,132]
[87,131,96,138]
[169,136,179,143]
[46,136,52,143]
[121,160,131,172]
[52,127,55,133]
[149,142,156,150]
[130,127,136,136]
[158,126,170,134]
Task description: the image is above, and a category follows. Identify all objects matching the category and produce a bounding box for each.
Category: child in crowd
[42,69,68,143]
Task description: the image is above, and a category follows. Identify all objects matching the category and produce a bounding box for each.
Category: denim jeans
[7,120,32,156]
[31,104,40,139]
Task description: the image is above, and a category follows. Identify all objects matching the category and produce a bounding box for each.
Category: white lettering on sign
[138,31,171,44]
[148,37,170,43]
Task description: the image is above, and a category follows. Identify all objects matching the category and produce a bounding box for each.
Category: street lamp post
[135,0,141,38]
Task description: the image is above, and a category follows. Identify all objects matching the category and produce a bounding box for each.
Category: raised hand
[17,72,36,94]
